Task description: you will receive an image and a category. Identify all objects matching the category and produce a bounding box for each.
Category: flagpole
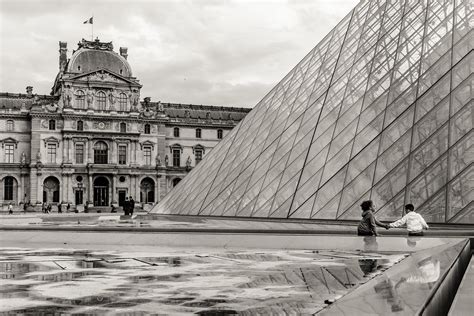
[91,15,94,40]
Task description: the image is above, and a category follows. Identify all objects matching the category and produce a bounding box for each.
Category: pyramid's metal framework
[153,0,473,223]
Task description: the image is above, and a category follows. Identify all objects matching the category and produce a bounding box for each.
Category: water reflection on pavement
[0,247,406,315]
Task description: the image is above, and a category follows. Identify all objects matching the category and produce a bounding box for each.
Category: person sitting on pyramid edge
[357,200,389,236]
[387,204,429,236]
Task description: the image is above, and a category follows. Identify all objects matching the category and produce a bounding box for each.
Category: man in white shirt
[388,204,429,236]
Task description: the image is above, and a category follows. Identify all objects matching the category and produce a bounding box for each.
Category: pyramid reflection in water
[153,0,473,223]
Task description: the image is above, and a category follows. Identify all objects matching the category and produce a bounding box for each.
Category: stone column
[17,174,23,205]
[36,173,43,204]
[66,174,70,203]
[62,139,67,164]
[67,139,72,163]
[88,174,93,204]
[135,176,139,200]
[131,142,136,164]
[112,141,117,164]
[111,175,116,205]
[134,142,138,165]
[156,175,161,203]
[88,139,93,163]
[154,176,159,204]
[61,174,66,203]
[29,170,37,204]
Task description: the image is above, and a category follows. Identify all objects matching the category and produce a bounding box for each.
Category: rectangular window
[195,149,203,165]
[173,149,180,167]
[118,145,127,165]
[144,146,152,166]
[196,128,202,138]
[47,144,56,163]
[75,144,84,164]
[5,144,14,163]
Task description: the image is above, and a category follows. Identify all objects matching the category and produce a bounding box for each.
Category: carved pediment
[140,140,155,150]
[0,137,19,148]
[70,69,138,85]
[43,136,60,147]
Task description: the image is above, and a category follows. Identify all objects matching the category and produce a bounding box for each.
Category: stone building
[0,38,250,211]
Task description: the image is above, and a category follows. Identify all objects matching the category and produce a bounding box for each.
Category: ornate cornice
[78,38,113,51]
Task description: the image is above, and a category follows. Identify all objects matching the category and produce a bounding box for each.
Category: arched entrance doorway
[3,176,18,202]
[93,176,109,206]
[140,177,155,203]
[43,176,60,203]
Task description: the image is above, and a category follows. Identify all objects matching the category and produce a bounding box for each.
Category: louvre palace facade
[0,38,250,211]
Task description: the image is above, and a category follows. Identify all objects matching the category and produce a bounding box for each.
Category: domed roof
[67,39,132,77]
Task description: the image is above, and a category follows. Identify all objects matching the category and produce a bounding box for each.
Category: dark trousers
[358,230,374,236]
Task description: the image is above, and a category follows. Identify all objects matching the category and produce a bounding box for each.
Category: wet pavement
[0,247,406,314]
[0,214,470,314]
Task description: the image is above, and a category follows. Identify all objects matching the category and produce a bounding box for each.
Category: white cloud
[0,0,358,107]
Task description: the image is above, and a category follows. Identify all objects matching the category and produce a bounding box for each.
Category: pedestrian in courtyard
[387,204,429,236]
[8,203,13,215]
[23,202,28,213]
[357,200,389,236]
[66,203,71,213]
[84,203,89,213]
[42,202,46,213]
[124,197,130,215]
[111,205,116,213]
[129,196,135,216]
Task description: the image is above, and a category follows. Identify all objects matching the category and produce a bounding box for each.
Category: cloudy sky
[0,0,358,108]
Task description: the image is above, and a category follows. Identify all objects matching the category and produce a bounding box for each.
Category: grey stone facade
[0,39,250,211]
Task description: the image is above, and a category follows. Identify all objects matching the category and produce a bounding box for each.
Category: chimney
[59,41,68,71]
[26,86,33,97]
[120,47,128,60]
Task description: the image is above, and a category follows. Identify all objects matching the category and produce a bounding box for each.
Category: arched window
[75,90,85,108]
[6,120,14,131]
[118,93,127,111]
[94,141,108,164]
[217,129,223,139]
[195,128,202,138]
[97,91,106,110]
[173,127,180,137]
[43,176,60,203]
[49,120,56,130]
[144,124,151,134]
[4,176,15,201]
[120,122,127,133]
[77,120,83,131]
[140,177,155,203]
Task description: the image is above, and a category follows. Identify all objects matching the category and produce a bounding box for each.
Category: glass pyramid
[153,0,473,224]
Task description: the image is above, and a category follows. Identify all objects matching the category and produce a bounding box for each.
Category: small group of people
[358,200,429,236]
[42,203,53,213]
[40,202,71,213]
[123,196,135,216]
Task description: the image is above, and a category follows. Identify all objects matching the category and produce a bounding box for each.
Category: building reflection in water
[374,276,404,312]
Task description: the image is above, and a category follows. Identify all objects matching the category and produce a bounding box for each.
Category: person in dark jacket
[123,197,129,215]
[129,196,135,216]
[357,200,389,236]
